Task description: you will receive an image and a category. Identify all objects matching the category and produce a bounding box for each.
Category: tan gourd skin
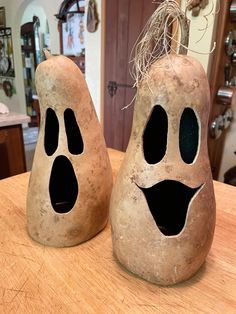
[27,55,113,247]
[110,55,216,285]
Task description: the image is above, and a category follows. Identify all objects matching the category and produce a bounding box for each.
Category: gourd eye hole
[179,107,199,164]
[143,105,168,164]
[64,108,84,155]
[44,108,59,156]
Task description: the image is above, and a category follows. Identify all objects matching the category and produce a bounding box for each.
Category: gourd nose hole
[49,155,78,214]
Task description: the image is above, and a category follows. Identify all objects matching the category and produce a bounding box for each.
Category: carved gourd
[27,54,113,247]
[110,54,216,285]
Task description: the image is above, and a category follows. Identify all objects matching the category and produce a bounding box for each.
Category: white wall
[21,1,48,35]
[0,0,61,114]
[181,0,217,74]
[85,0,102,119]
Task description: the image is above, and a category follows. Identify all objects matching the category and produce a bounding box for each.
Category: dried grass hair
[122,0,217,110]
[131,0,190,88]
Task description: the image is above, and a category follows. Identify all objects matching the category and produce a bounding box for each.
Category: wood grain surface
[0,148,235,313]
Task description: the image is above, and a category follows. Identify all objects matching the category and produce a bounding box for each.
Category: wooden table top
[0,148,235,313]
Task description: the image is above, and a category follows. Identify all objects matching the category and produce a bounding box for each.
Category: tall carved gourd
[27,53,113,247]
[110,3,216,285]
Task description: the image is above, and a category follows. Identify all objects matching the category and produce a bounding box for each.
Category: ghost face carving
[110,55,216,285]
[45,108,83,214]
[138,104,202,236]
[27,55,113,247]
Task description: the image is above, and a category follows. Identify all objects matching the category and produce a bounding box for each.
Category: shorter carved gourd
[27,53,113,247]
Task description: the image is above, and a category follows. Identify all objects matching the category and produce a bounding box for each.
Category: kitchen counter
[0,112,30,127]
[0,148,235,313]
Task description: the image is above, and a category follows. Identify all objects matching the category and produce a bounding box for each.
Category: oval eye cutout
[44,108,59,156]
[143,105,168,164]
[64,108,84,155]
[179,108,199,164]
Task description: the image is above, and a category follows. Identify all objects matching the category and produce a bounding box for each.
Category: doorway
[20,1,50,128]
[20,1,50,170]
[103,0,160,152]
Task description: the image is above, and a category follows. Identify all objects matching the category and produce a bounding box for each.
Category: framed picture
[56,0,85,73]
[57,1,85,56]
[62,12,85,56]
[0,7,6,28]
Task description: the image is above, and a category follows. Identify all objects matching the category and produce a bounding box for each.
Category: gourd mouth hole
[137,180,201,236]
[49,155,78,214]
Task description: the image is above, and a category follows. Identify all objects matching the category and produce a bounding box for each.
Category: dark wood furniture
[0,113,30,179]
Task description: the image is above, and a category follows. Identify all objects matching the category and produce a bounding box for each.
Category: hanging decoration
[187,0,209,17]
[3,80,13,97]
[56,0,85,56]
[0,28,15,77]
[87,0,99,33]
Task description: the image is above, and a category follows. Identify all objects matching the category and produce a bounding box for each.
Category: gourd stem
[43,48,53,60]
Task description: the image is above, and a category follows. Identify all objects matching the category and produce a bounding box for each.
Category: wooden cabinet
[0,124,27,179]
